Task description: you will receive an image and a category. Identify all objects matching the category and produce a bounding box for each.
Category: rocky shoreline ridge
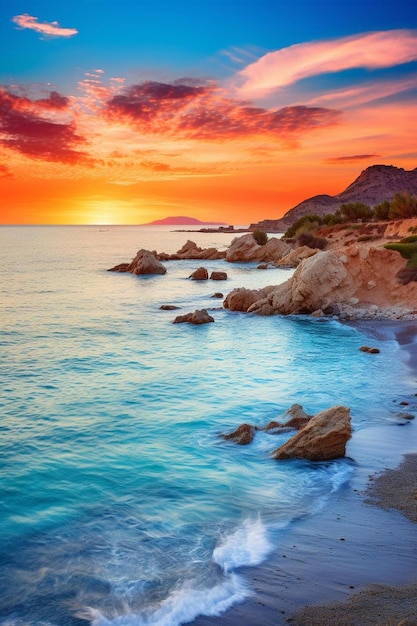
[109,217,417,322]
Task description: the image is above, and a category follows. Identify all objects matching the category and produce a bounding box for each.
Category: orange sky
[1,25,417,225]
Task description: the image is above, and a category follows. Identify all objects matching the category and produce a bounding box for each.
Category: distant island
[142,216,227,226]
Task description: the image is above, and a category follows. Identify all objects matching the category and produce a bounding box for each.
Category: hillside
[251,165,417,232]
[142,216,227,226]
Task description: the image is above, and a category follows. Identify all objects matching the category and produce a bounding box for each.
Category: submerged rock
[173,309,214,325]
[359,345,381,354]
[210,271,228,281]
[262,404,312,432]
[272,405,352,461]
[221,423,254,445]
[189,267,209,280]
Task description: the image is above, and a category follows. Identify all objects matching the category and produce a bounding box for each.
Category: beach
[192,320,417,626]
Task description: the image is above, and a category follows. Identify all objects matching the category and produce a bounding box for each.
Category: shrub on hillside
[373,200,391,221]
[297,231,328,250]
[340,202,373,222]
[284,214,322,238]
[252,230,268,245]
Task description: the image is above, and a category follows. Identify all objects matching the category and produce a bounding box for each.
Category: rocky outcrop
[272,406,352,461]
[173,309,214,325]
[189,267,209,280]
[224,244,417,319]
[221,423,254,445]
[108,249,167,275]
[226,233,290,263]
[157,240,226,261]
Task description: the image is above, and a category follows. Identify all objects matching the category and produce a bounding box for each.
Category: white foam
[80,573,250,626]
[213,516,273,572]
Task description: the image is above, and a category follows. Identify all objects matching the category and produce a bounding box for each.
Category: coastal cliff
[224,218,417,320]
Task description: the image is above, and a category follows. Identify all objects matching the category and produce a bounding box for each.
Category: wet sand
[192,320,417,626]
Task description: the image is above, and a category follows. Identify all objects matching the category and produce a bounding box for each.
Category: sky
[0,0,416,225]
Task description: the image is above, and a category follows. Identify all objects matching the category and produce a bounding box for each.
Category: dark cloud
[325,154,381,163]
[0,88,88,164]
[105,81,341,140]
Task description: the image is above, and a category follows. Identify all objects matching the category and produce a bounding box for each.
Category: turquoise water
[0,226,413,626]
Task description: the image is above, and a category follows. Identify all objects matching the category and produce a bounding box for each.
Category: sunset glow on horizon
[1,1,416,225]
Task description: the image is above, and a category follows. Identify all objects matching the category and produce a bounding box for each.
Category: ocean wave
[213,516,273,572]
[79,573,249,626]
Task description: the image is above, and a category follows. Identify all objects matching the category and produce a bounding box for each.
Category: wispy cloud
[235,29,417,97]
[104,80,341,140]
[325,154,381,164]
[12,14,78,38]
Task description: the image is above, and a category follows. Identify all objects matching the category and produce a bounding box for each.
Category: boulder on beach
[173,309,214,325]
[272,405,352,461]
[226,233,290,263]
[108,249,167,275]
[189,267,209,280]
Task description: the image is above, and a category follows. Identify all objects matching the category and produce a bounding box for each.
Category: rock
[189,267,208,280]
[107,262,130,272]
[160,305,180,310]
[224,286,275,312]
[221,423,254,445]
[276,245,318,268]
[173,309,214,325]
[272,405,352,461]
[116,249,167,275]
[158,240,226,260]
[261,405,312,432]
[226,233,290,263]
[257,263,269,269]
[359,346,380,353]
[210,271,228,280]
[282,404,312,430]
[211,292,224,298]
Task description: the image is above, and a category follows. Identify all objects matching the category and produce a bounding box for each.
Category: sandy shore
[192,320,417,626]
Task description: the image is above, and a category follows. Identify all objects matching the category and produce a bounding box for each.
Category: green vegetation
[252,230,268,246]
[373,200,391,221]
[340,202,373,222]
[283,194,417,239]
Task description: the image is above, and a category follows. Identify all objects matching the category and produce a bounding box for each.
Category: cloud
[12,13,78,38]
[236,29,417,97]
[0,88,89,164]
[325,154,381,164]
[105,80,341,140]
[0,164,13,179]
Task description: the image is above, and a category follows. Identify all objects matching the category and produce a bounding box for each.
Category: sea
[0,225,415,626]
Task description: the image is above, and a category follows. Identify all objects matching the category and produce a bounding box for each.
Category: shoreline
[192,319,417,626]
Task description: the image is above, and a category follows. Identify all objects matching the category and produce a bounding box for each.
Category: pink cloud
[12,14,78,38]
[236,30,417,97]
[105,80,341,140]
[0,88,89,164]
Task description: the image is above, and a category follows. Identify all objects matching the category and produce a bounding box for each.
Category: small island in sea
[140,215,228,226]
